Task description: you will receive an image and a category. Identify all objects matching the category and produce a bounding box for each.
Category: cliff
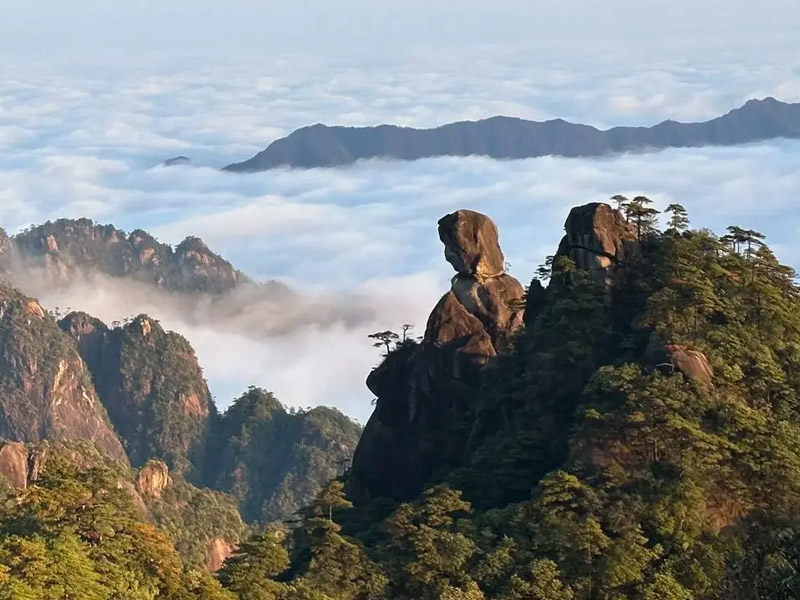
[0,283,127,461]
[60,312,215,479]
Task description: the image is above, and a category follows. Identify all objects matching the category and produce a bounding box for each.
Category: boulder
[556,202,636,270]
[438,209,506,279]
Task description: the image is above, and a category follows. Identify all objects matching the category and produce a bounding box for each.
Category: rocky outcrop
[0,442,29,488]
[136,459,173,499]
[0,284,127,462]
[556,202,636,270]
[11,218,244,294]
[350,210,524,501]
[666,345,714,390]
[60,313,214,479]
[207,538,235,572]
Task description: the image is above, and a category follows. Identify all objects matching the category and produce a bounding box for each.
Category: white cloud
[1,34,800,421]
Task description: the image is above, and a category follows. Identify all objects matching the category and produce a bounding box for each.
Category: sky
[1,1,799,421]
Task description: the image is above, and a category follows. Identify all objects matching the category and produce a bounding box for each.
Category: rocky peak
[0,228,13,276]
[350,209,524,501]
[556,202,636,270]
[62,311,214,479]
[10,219,242,295]
[136,459,173,499]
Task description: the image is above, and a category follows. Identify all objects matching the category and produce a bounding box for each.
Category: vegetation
[147,477,247,570]
[72,315,216,480]
[205,387,362,523]
[0,458,233,599]
[217,202,800,599]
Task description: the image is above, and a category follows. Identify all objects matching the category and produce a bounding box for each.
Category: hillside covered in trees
[217,199,800,599]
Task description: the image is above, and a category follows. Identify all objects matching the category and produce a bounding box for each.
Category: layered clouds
[2,1,800,420]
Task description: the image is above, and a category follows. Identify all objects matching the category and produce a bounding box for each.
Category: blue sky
[1,1,799,420]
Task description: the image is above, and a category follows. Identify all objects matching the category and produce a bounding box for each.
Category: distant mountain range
[224,97,800,172]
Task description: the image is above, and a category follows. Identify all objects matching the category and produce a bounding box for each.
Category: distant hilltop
[224,97,800,172]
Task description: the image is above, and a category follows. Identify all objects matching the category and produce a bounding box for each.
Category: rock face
[556,202,636,270]
[60,313,214,479]
[11,218,243,294]
[349,210,524,501]
[0,442,29,488]
[136,459,173,499]
[207,538,235,572]
[666,345,714,390]
[0,284,127,462]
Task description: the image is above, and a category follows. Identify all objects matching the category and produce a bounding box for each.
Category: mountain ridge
[224,97,800,171]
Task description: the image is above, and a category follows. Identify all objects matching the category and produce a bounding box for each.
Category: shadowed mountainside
[225,97,800,171]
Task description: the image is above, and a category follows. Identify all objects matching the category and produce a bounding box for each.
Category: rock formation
[0,442,29,488]
[0,284,127,462]
[136,459,173,499]
[349,209,524,501]
[207,538,235,572]
[555,202,636,271]
[60,313,214,479]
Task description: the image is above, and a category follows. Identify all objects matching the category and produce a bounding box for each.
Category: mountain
[0,283,126,462]
[216,201,800,599]
[205,386,362,523]
[11,218,244,294]
[60,312,216,480]
[58,310,362,523]
[224,97,800,171]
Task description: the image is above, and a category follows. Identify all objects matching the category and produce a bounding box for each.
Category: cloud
[2,41,800,422]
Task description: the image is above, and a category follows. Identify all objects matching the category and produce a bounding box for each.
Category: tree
[723,225,765,257]
[610,194,630,214]
[217,530,289,600]
[383,486,479,600]
[625,196,660,240]
[401,324,414,342]
[369,330,400,354]
[664,203,689,233]
[536,256,555,282]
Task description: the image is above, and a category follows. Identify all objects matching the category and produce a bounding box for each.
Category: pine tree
[625,196,660,240]
[664,203,689,233]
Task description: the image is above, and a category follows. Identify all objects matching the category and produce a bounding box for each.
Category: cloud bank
[2,23,800,421]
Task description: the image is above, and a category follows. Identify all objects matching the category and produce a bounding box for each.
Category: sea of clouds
[2,1,800,421]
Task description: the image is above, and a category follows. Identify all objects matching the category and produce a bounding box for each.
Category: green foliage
[254,209,800,600]
[147,477,246,570]
[217,530,289,600]
[206,387,361,523]
[0,458,232,598]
